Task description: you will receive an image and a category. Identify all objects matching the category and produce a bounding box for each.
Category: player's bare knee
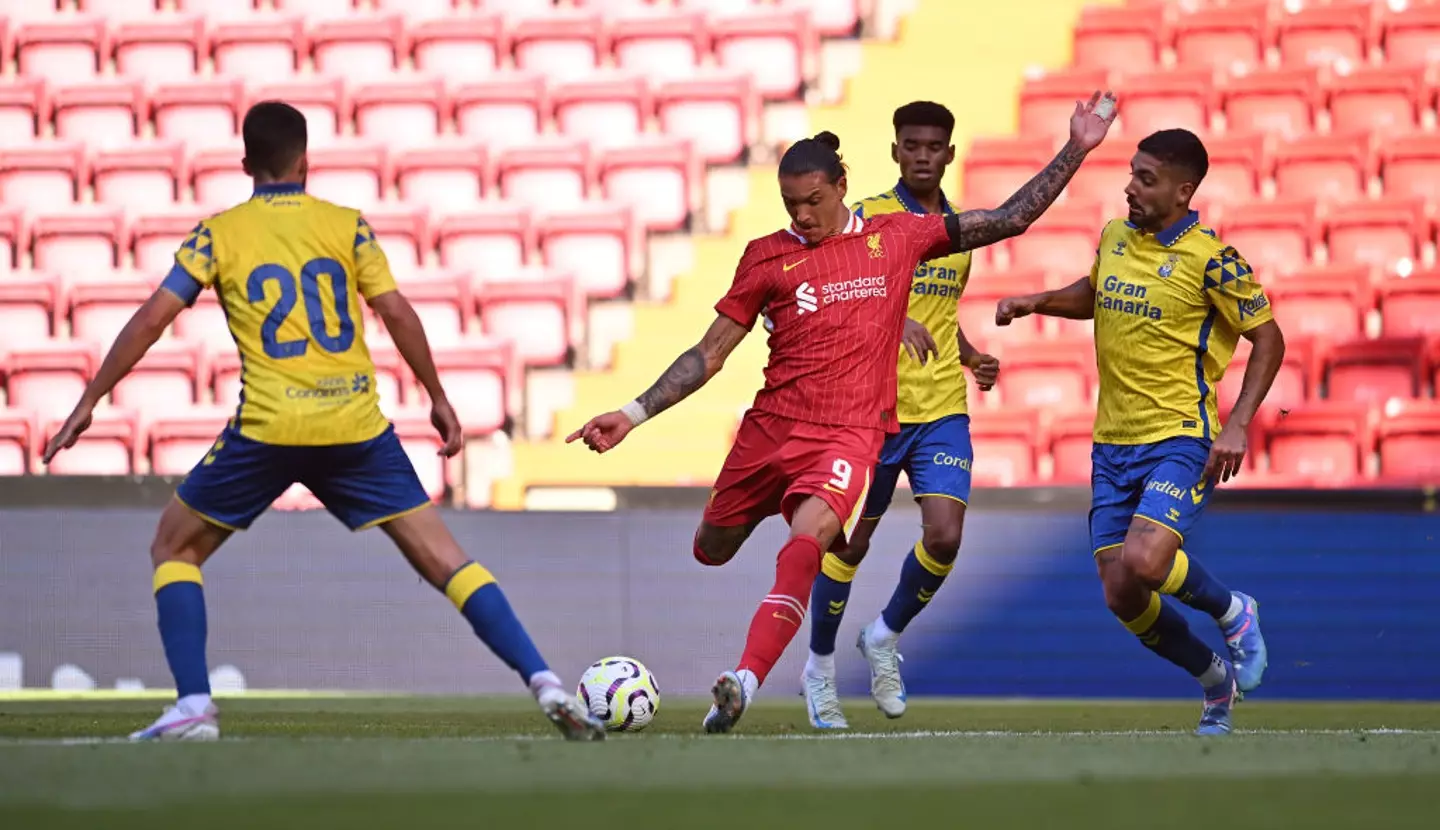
[920,525,962,565]
[1096,548,1142,616]
[694,523,744,566]
[149,500,225,569]
[1121,524,1179,590]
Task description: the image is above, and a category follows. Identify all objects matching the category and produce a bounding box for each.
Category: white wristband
[620,400,649,427]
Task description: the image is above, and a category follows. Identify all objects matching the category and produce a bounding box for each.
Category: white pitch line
[4,728,1440,747]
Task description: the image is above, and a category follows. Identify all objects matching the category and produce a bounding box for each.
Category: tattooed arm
[566,315,749,454]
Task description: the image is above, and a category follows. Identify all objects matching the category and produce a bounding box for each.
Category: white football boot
[857,623,907,718]
[802,669,849,729]
[536,684,606,741]
[129,698,220,742]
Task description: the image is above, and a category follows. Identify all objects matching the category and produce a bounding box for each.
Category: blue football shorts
[1089,436,1215,552]
[861,413,974,520]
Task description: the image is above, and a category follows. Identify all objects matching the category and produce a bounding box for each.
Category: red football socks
[736,534,824,686]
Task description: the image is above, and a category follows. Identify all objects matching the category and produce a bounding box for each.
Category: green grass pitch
[2,696,1438,829]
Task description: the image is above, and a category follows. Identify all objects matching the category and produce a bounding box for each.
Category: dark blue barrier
[842,510,1440,700]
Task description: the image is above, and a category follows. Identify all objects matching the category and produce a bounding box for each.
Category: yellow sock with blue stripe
[879,542,953,634]
[445,561,550,682]
[808,553,858,660]
[153,561,210,697]
[1159,549,1237,621]
[1122,592,1225,683]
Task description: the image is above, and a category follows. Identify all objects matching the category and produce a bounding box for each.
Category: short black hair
[1137,129,1209,184]
[893,101,954,137]
[778,131,845,183]
[242,101,308,179]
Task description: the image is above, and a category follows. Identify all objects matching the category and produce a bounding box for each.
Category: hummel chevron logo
[918,588,936,603]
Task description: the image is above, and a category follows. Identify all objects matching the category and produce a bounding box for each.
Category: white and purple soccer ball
[576,656,660,732]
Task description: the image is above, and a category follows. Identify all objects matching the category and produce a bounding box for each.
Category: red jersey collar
[785,211,865,244]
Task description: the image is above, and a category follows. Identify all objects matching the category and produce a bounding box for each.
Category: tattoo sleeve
[632,315,748,420]
[945,140,1091,252]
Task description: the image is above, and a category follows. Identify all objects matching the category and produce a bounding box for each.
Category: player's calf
[807,519,874,678]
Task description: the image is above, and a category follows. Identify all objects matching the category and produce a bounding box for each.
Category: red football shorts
[703,410,884,550]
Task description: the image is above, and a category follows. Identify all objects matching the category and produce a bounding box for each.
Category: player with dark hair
[570,92,1118,734]
[43,101,604,742]
[802,100,999,729]
[995,128,1280,735]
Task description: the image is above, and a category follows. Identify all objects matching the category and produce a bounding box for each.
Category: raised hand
[1071,90,1119,152]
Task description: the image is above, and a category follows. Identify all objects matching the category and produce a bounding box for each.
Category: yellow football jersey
[161,183,397,446]
[1088,211,1274,445]
[853,182,973,424]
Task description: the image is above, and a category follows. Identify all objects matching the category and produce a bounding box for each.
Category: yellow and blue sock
[879,542,953,634]
[1122,592,1226,684]
[808,553,857,660]
[1160,550,1237,622]
[153,561,210,698]
[445,561,550,682]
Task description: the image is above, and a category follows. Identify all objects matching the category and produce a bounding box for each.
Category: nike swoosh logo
[783,259,808,272]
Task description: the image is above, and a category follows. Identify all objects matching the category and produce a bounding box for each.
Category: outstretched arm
[943,92,1117,253]
[996,276,1097,325]
[568,315,749,453]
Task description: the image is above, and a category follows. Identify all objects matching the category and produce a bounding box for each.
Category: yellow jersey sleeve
[1203,245,1273,333]
[160,221,218,305]
[353,216,397,300]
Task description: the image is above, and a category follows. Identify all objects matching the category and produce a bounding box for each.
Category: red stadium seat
[963,136,1060,210]
[208,349,243,409]
[52,81,144,151]
[955,269,1047,353]
[148,408,232,477]
[0,79,47,145]
[655,72,755,165]
[968,407,1041,487]
[709,11,811,101]
[1267,265,1372,342]
[377,276,469,349]
[111,339,200,413]
[1172,2,1269,75]
[151,80,244,146]
[15,19,104,85]
[310,15,404,84]
[1047,407,1096,485]
[1266,401,1370,482]
[1064,140,1135,216]
[70,279,154,350]
[394,146,487,216]
[30,208,125,275]
[362,347,409,412]
[410,16,503,82]
[211,18,304,86]
[1273,132,1372,204]
[1276,2,1372,69]
[431,340,518,435]
[5,341,98,424]
[510,12,602,84]
[1072,5,1162,73]
[1379,272,1440,339]
[0,410,35,476]
[1219,334,1314,420]
[352,79,447,151]
[0,207,23,273]
[996,340,1094,409]
[79,0,172,19]
[494,139,590,209]
[536,204,634,299]
[1199,132,1268,209]
[436,205,533,283]
[250,80,345,147]
[189,142,251,207]
[609,11,707,84]
[306,143,387,212]
[1381,6,1440,67]
[175,0,263,21]
[1006,200,1105,275]
[274,0,363,14]
[112,17,203,86]
[358,206,430,281]
[552,73,649,152]
[0,277,57,352]
[91,142,185,212]
[0,143,85,212]
[452,73,546,150]
[44,410,138,476]
[476,278,577,368]
[1118,69,1213,138]
[1219,198,1316,276]
[1220,67,1320,141]
[785,0,861,38]
[1377,401,1440,483]
[598,139,697,232]
[1327,65,1424,137]
[173,293,233,351]
[1018,69,1112,148]
[1323,197,1425,273]
[1380,132,1440,204]
[391,412,449,501]
[1325,336,1426,405]
[131,209,213,274]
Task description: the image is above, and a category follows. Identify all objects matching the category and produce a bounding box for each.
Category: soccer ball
[576,656,660,732]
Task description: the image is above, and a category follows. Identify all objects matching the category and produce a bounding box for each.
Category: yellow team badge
[1159,253,1179,279]
[867,232,884,259]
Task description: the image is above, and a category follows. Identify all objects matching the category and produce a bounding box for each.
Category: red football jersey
[714,210,952,431]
